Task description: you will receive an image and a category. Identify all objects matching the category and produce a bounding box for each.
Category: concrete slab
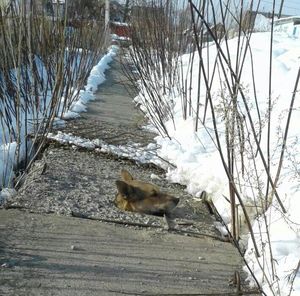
[0,209,245,296]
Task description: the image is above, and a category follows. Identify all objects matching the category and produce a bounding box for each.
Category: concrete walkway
[0,57,257,295]
[0,209,244,296]
[63,56,156,147]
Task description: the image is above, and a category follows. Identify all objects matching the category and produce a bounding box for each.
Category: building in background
[275,16,300,38]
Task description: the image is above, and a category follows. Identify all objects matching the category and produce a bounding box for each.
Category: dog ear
[116,180,148,202]
[121,169,134,182]
[116,180,131,198]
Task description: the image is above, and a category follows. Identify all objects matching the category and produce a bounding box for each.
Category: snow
[0,188,17,206]
[254,14,271,32]
[63,46,118,119]
[110,21,129,27]
[48,131,162,165]
[111,33,131,42]
[0,142,18,189]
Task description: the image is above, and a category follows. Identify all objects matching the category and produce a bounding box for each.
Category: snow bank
[0,46,118,189]
[63,45,118,119]
[47,131,161,165]
[254,13,271,32]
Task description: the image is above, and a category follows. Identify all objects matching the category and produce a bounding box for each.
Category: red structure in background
[110,22,130,38]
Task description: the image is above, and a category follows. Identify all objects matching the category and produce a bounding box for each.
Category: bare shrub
[123,0,299,294]
[0,1,107,188]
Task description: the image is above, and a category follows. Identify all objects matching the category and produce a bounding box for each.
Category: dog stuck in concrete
[114,169,179,229]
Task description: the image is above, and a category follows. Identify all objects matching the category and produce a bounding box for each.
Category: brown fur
[114,169,179,216]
